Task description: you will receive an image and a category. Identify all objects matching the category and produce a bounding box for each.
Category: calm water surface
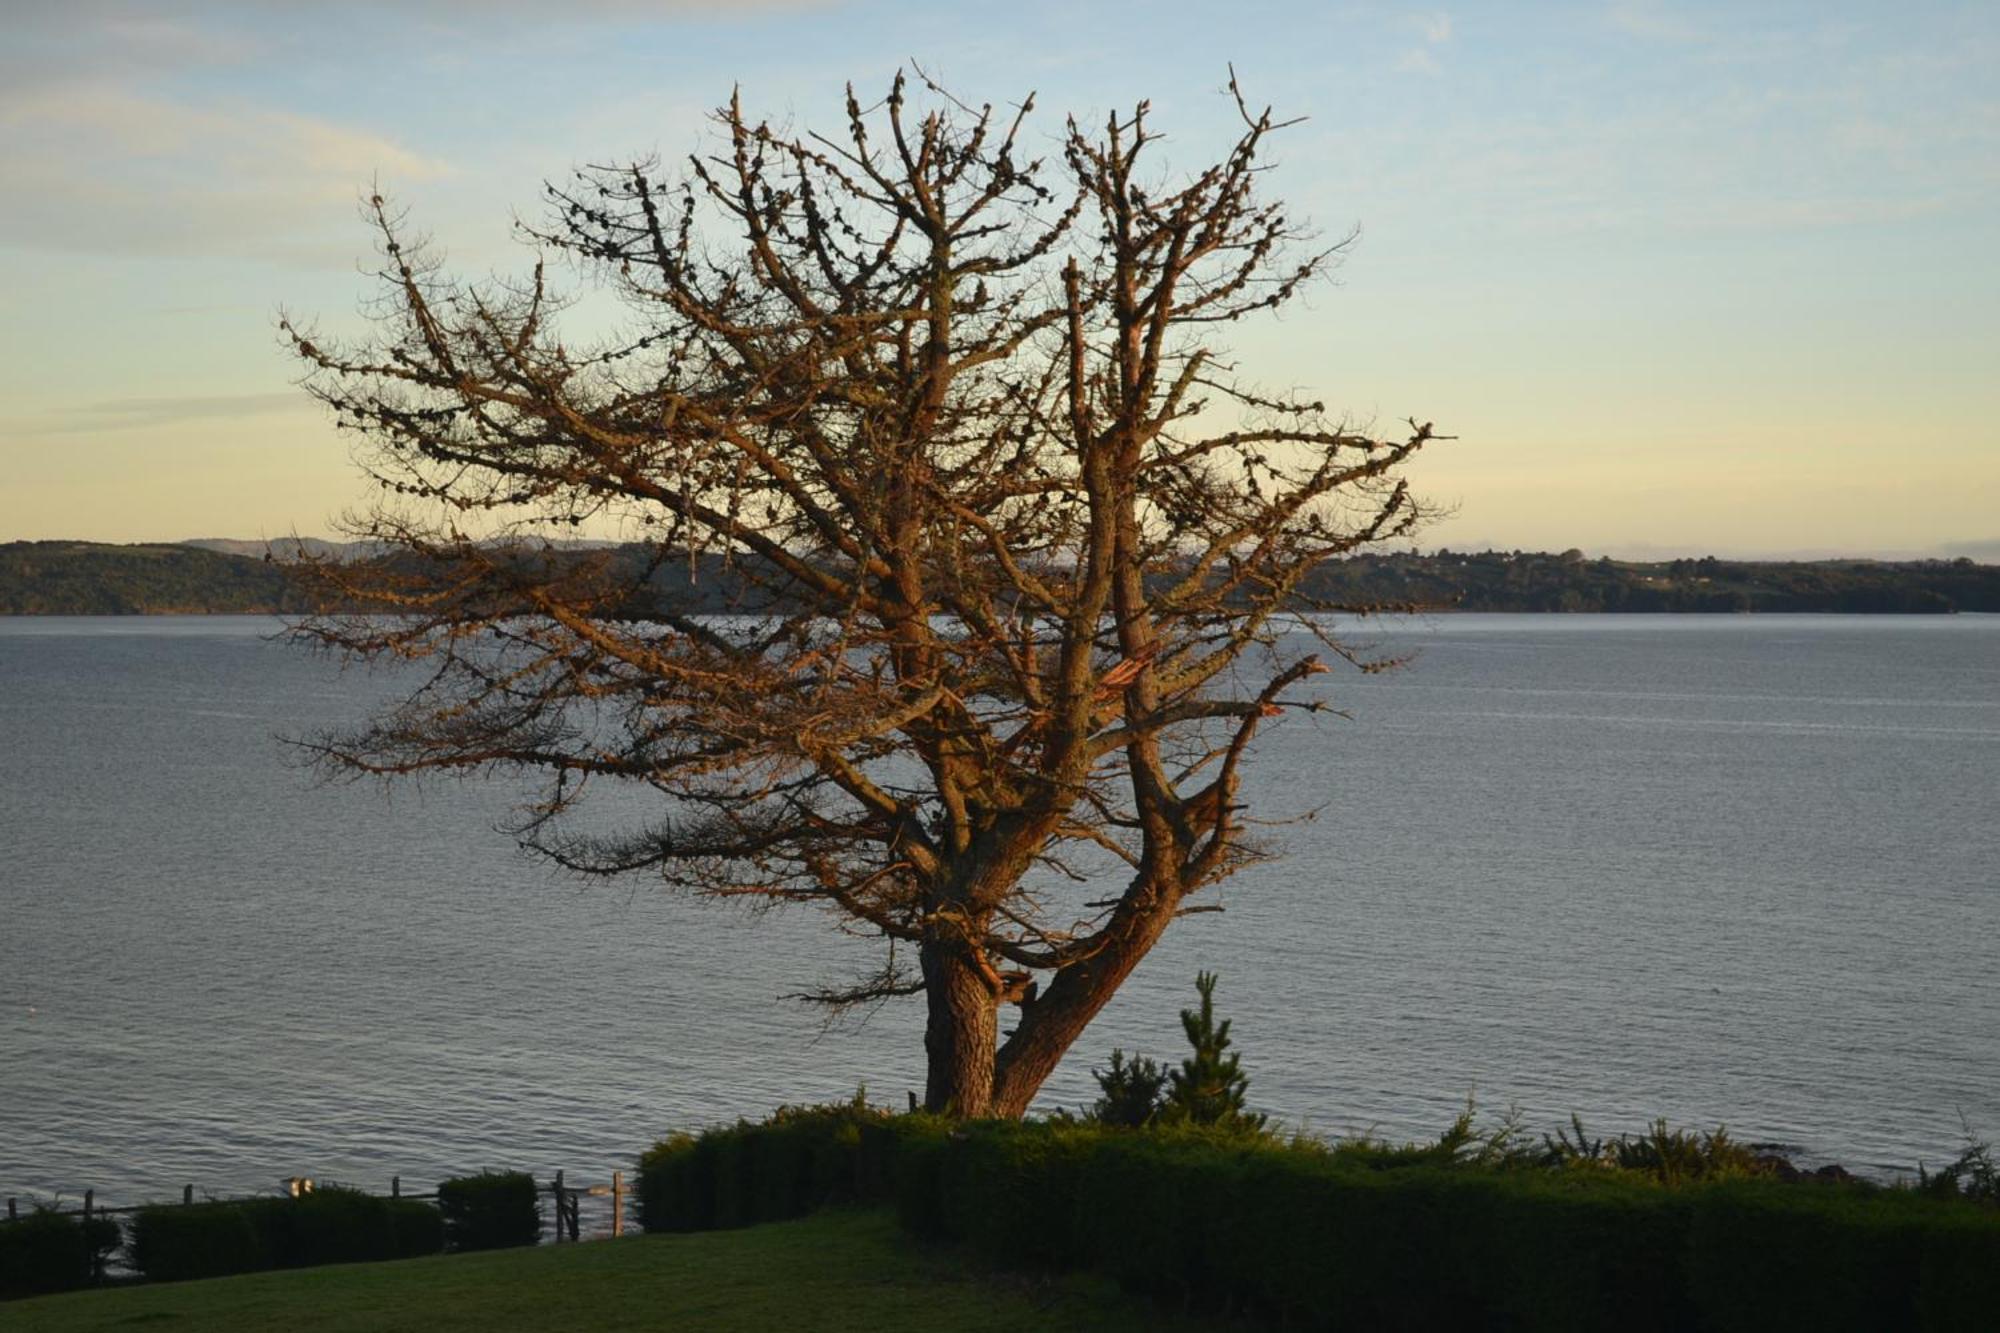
[2,614,1995,1205]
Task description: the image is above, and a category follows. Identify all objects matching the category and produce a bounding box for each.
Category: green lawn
[6,1209,1229,1332]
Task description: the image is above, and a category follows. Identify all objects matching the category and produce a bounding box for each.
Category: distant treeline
[1296,549,2000,613]
[4,540,1997,616]
[0,543,307,615]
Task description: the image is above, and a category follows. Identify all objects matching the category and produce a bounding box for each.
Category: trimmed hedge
[1686,1181,1992,1333]
[437,1171,541,1252]
[638,1103,891,1233]
[128,1200,262,1283]
[128,1187,443,1283]
[637,1108,2000,1332]
[0,1208,121,1299]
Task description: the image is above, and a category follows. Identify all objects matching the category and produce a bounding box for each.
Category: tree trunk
[919,935,999,1116]
[987,894,1180,1119]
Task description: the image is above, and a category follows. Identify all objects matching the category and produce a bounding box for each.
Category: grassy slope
[6,1209,1224,1332]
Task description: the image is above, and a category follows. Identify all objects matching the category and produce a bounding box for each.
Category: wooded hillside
[4,541,1996,615]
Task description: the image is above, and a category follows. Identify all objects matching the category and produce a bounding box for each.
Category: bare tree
[283,71,1438,1118]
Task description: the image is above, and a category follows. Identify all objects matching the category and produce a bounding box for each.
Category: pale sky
[1,0,1994,558]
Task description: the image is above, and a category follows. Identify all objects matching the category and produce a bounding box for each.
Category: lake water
[2,614,1995,1208]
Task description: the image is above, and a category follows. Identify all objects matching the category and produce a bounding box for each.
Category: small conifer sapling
[1164,970,1268,1132]
[1090,1048,1168,1127]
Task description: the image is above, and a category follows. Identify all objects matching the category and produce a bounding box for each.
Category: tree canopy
[283,71,1436,1117]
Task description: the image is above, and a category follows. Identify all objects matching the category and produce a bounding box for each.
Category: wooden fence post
[611,1171,624,1238]
[83,1190,94,1220]
[183,1184,194,1206]
[553,1172,564,1243]
[391,1176,401,1200]
[6,1198,15,1221]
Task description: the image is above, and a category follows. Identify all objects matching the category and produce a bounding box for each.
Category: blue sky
[2,0,1994,556]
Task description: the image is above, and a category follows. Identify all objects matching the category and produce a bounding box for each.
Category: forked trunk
[918,890,1183,1120]
[986,892,1182,1119]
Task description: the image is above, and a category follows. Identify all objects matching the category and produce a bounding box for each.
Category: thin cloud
[20,393,310,436]
[1605,0,1706,44]
[1,7,257,101]
[1395,13,1451,76]
[9,0,822,31]
[1302,30,1998,241]
[0,88,451,262]
[0,0,824,98]
[0,0,813,264]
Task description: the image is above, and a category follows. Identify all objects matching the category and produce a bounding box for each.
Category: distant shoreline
[4,540,1997,616]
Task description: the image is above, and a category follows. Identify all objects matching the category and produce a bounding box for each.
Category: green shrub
[883,1116,954,1237]
[1162,970,1267,1133]
[1688,1181,1936,1332]
[1482,1170,1694,1333]
[1073,1129,1253,1311]
[1537,1113,1775,1185]
[1083,972,1269,1134]
[948,1121,1998,1332]
[637,1132,707,1232]
[258,1187,441,1268]
[638,1098,893,1234]
[1919,1135,1999,1205]
[1614,1120,1766,1185]
[129,1201,268,1282]
[746,1104,876,1220]
[79,1214,123,1285]
[128,1189,441,1283]
[0,1207,121,1299]
[1917,1206,2000,1333]
[937,1120,1097,1268]
[634,1104,2000,1331]
[437,1171,541,1251]
[1238,1152,1507,1325]
[707,1128,754,1229]
[1089,1049,1168,1127]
